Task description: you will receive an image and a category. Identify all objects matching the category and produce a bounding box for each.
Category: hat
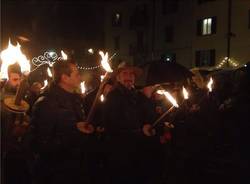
[113,61,143,77]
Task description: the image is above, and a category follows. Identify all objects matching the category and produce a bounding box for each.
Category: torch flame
[0,39,30,79]
[80,81,86,94]
[47,67,52,77]
[207,77,213,92]
[182,86,189,100]
[99,51,113,73]
[61,50,68,60]
[157,90,179,108]
[41,80,48,90]
[100,94,105,102]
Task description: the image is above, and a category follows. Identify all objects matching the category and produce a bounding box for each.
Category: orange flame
[47,67,52,77]
[80,81,86,94]
[41,80,48,90]
[100,94,105,102]
[61,50,68,60]
[182,86,189,100]
[0,40,30,79]
[207,77,213,92]
[99,51,113,73]
[157,90,179,108]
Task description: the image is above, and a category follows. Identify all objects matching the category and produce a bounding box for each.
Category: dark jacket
[31,84,86,158]
[102,83,155,134]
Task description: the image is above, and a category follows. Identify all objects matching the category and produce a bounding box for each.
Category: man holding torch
[31,60,94,184]
[102,61,156,184]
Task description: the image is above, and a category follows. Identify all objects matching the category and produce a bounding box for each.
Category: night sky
[1,0,106,58]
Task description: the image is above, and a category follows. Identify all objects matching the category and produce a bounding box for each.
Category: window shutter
[211,16,217,34]
[197,19,202,36]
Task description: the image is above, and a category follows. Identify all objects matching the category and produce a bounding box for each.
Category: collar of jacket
[47,83,78,99]
[115,82,137,96]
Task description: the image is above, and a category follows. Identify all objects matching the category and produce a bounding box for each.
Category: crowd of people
[1,59,250,184]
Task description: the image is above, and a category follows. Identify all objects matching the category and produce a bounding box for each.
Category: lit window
[197,17,217,36]
[112,13,122,27]
[202,18,212,35]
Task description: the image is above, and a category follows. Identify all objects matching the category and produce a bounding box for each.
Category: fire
[157,90,179,108]
[0,40,30,79]
[41,80,48,90]
[100,94,105,102]
[99,51,113,73]
[80,81,86,94]
[182,86,189,100]
[47,67,52,77]
[207,77,214,92]
[61,50,68,60]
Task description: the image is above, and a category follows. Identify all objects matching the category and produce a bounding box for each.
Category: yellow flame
[207,77,213,92]
[41,80,48,90]
[61,50,68,60]
[47,67,52,77]
[0,40,30,79]
[99,51,113,73]
[100,94,105,102]
[157,90,179,108]
[182,86,189,100]
[80,81,86,94]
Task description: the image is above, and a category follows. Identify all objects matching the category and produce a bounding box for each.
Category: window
[197,17,217,36]
[197,0,215,5]
[165,26,174,42]
[162,0,179,15]
[112,13,122,27]
[130,5,149,28]
[137,31,144,52]
[249,9,250,28]
[195,49,215,67]
[114,36,120,50]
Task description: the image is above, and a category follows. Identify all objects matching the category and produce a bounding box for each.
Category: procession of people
[1,57,250,184]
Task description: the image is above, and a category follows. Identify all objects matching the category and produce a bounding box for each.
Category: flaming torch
[182,86,189,100]
[153,90,179,127]
[0,40,30,79]
[207,77,214,93]
[80,81,86,94]
[0,40,30,112]
[86,51,113,122]
[61,50,68,60]
[41,80,48,90]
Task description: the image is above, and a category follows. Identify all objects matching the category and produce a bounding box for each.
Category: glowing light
[0,39,30,79]
[47,67,52,77]
[100,94,105,102]
[61,50,68,60]
[88,48,94,54]
[182,87,189,100]
[41,80,48,90]
[99,51,113,73]
[207,77,213,92]
[80,81,86,94]
[157,90,179,108]
[100,75,105,82]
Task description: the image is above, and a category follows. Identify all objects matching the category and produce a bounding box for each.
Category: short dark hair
[7,62,22,77]
[53,60,77,84]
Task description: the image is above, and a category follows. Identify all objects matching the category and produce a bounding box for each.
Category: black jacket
[102,83,155,134]
[31,84,86,158]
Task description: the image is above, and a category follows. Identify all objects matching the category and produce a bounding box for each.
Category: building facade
[104,0,250,68]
